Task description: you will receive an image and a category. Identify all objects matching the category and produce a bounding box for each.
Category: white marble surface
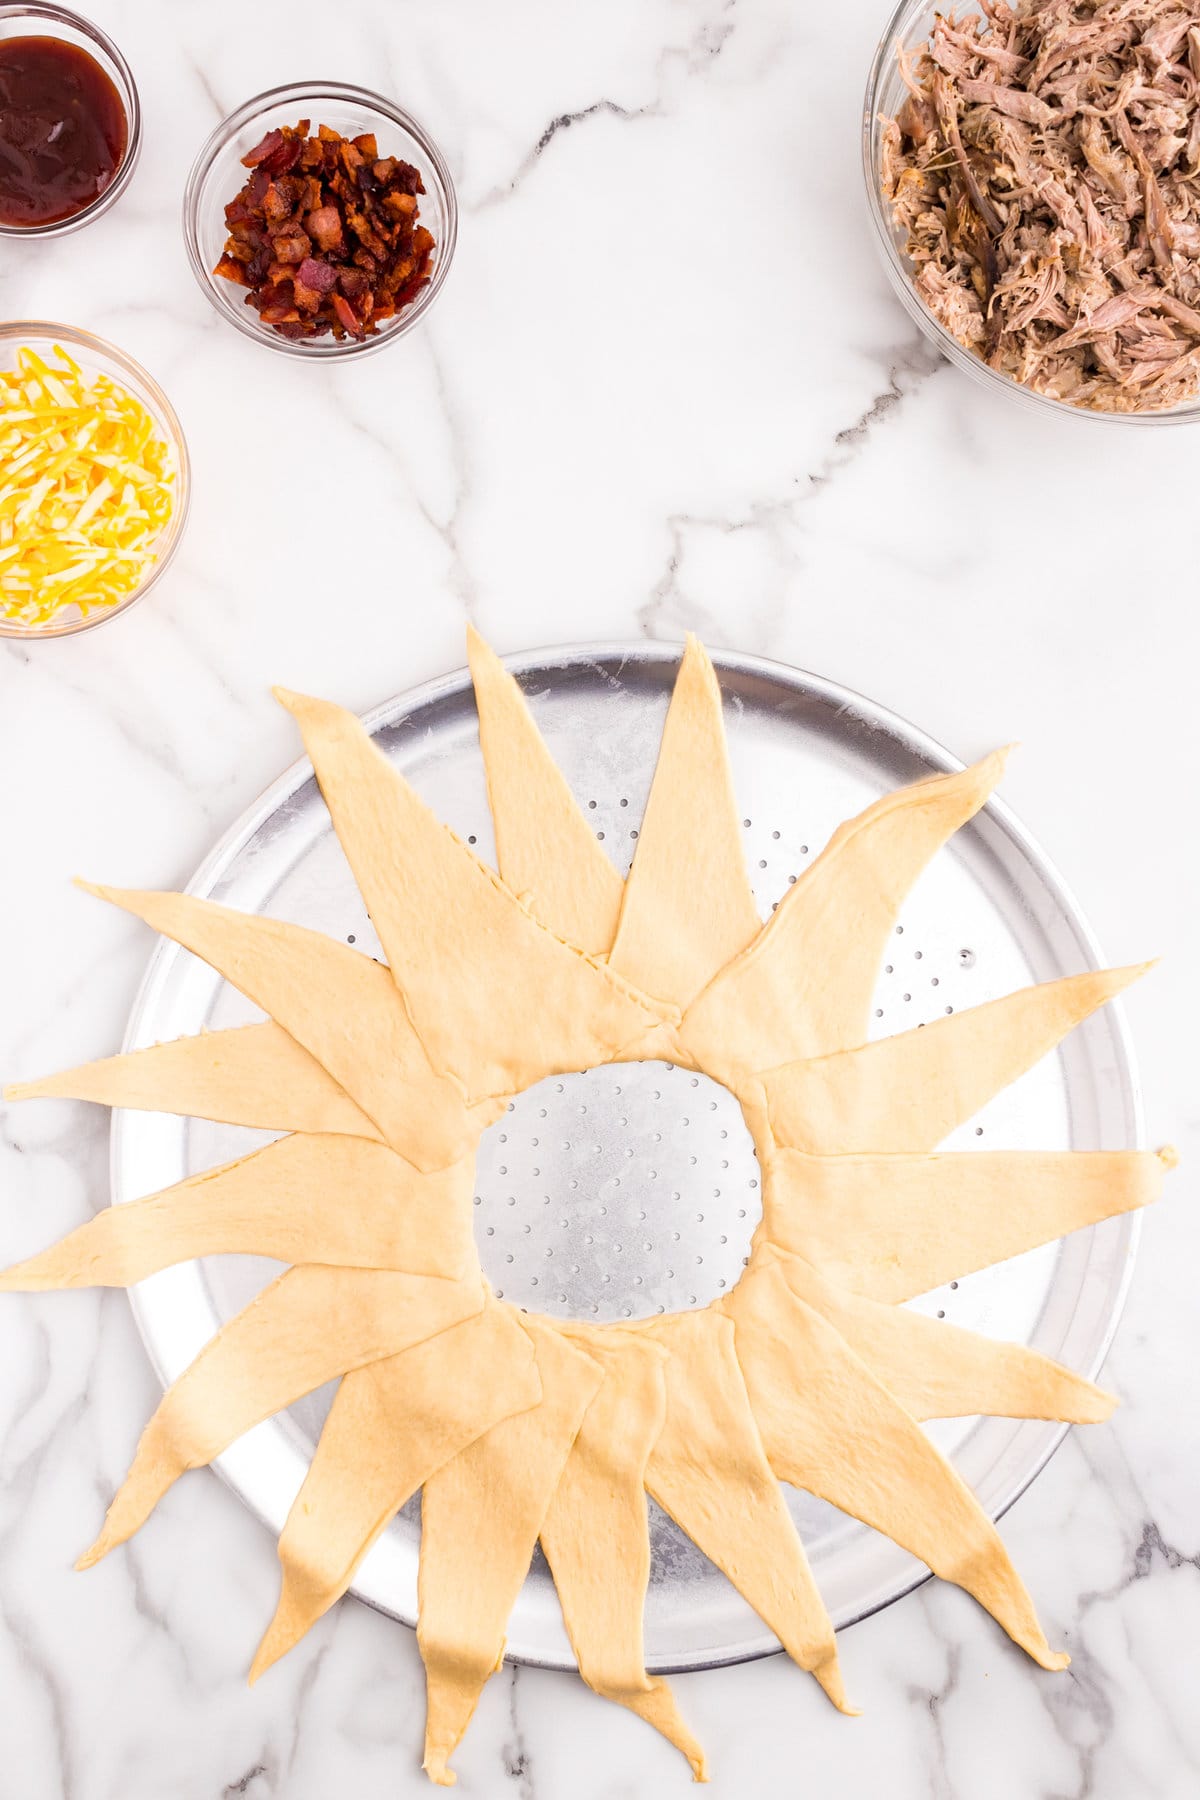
[1,0,1198,1794]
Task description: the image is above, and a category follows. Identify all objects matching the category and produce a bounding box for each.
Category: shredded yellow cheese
[0,344,175,629]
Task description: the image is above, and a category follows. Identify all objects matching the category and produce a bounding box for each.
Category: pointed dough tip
[813,1654,855,1713]
[247,1631,284,1686]
[272,685,326,721]
[1093,959,1156,996]
[74,877,111,901]
[75,1535,106,1572]
[1087,1385,1119,1422]
[680,632,715,680]
[464,622,502,675]
[1086,958,1156,1000]
[421,1758,456,1789]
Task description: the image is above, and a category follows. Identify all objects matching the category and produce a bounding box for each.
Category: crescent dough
[610,636,760,1008]
[0,632,1175,1788]
[4,1021,381,1141]
[418,1318,604,1787]
[539,1330,706,1776]
[467,626,623,954]
[682,751,1008,1072]
[275,688,671,1098]
[0,1135,477,1289]
[78,1269,485,1568]
[251,1299,541,1679]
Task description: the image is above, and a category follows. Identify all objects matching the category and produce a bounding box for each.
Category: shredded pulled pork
[881,0,1200,411]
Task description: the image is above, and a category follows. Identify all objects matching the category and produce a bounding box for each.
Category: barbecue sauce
[0,36,127,227]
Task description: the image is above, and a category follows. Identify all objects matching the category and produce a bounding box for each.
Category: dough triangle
[418,1319,604,1786]
[539,1331,707,1778]
[0,1136,476,1290]
[642,1311,851,1712]
[276,688,671,1097]
[5,1021,380,1141]
[609,637,760,1009]
[467,627,623,955]
[78,1268,484,1568]
[766,965,1151,1154]
[683,751,1008,1071]
[763,1143,1167,1300]
[727,1260,1068,1669]
[250,1300,541,1680]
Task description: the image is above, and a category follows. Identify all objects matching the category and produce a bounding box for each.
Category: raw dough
[538,1330,706,1777]
[251,1298,541,1679]
[0,633,1174,1789]
[467,626,624,955]
[765,965,1150,1154]
[418,1317,604,1787]
[0,1136,476,1288]
[79,1269,486,1569]
[80,884,496,1170]
[682,751,1007,1073]
[610,637,760,1009]
[276,688,672,1099]
[642,1310,851,1712]
[5,1021,381,1140]
[762,1247,1114,1423]
[763,1145,1167,1300]
[725,1257,1068,1668]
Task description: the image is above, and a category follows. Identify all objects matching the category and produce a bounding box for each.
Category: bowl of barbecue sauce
[0,5,139,236]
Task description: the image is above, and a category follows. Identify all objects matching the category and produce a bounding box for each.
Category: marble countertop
[1,1,1198,1795]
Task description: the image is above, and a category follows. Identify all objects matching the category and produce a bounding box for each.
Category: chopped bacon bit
[297,255,337,293]
[213,252,250,287]
[242,128,284,168]
[272,232,311,265]
[304,204,344,253]
[332,291,366,338]
[213,118,436,341]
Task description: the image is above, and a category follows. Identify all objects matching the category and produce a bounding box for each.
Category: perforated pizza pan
[113,643,1143,1673]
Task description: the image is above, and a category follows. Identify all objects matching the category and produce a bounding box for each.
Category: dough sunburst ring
[1,632,1173,1785]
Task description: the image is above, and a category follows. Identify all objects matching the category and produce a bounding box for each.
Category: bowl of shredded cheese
[0,322,188,636]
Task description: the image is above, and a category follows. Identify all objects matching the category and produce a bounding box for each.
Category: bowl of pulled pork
[865,0,1200,418]
[183,82,456,356]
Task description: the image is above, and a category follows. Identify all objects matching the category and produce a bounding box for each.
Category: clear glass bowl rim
[0,320,191,639]
[181,79,458,360]
[0,2,141,239]
[862,0,1200,426]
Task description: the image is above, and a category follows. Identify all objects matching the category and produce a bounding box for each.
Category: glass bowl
[182,81,457,359]
[863,0,1200,426]
[0,3,141,238]
[0,322,190,638]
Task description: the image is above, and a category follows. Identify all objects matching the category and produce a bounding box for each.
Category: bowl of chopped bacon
[865,0,1200,421]
[183,82,457,357]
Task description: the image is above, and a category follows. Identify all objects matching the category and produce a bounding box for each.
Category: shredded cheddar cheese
[0,344,175,629]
